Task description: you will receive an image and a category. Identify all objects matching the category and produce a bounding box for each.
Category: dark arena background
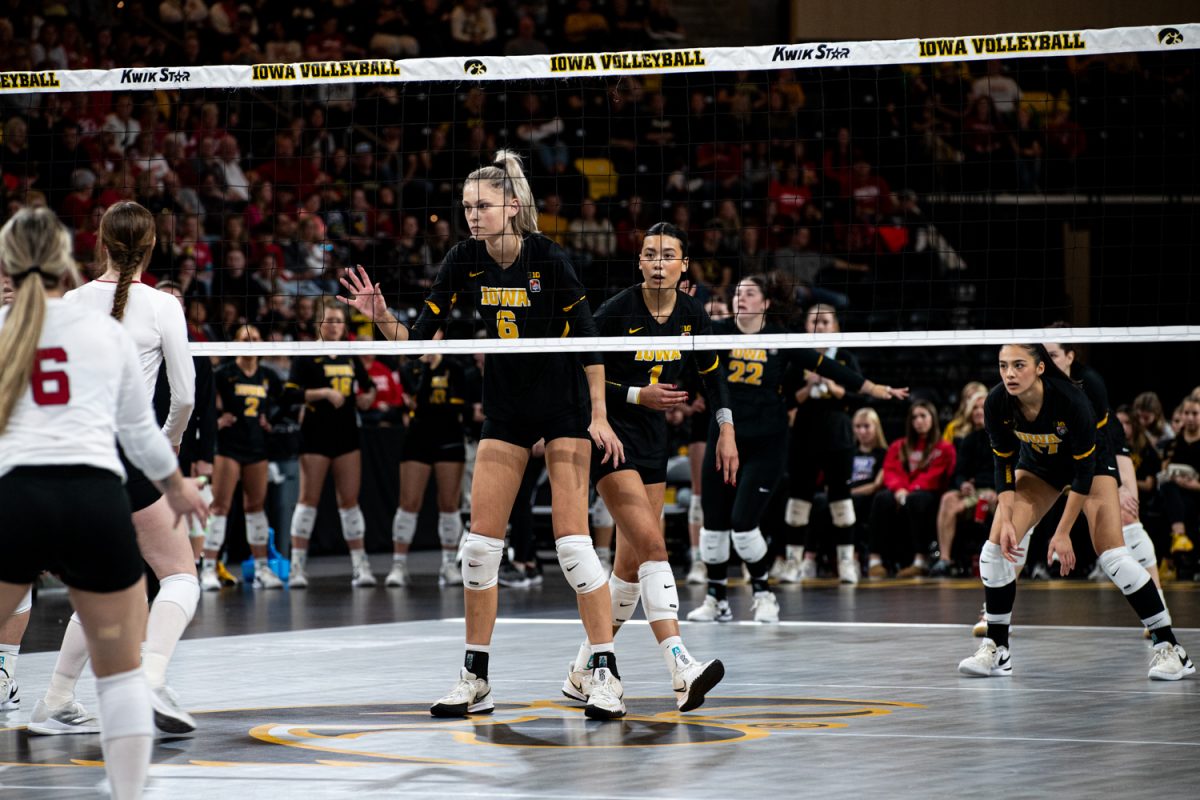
[0,1,1197,797]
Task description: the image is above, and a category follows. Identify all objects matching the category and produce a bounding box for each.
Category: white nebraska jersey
[0,299,178,482]
[65,279,195,446]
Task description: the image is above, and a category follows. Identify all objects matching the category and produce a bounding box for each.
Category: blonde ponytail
[466,149,540,236]
[0,207,76,435]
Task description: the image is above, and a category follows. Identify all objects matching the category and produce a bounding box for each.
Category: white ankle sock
[44,614,90,708]
[659,635,692,674]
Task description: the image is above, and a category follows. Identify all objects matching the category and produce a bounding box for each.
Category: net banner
[1,23,1195,93]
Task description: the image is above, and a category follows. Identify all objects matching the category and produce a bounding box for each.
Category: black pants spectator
[868,489,937,567]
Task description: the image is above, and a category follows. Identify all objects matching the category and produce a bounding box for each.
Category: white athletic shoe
[0,673,17,711]
[288,565,308,589]
[751,591,780,623]
[958,639,1012,677]
[768,556,788,581]
[351,563,377,587]
[200,565,221,592]
[151,685,196,734]
[1148,643,1195,681]
[798,558,817,581]
[439,561,464,587]
[253,562,284,589]
[430,669,494,717]
[385,562,409,587]
[561,661,593,702]
[837,557,860,585]
[673,658,725,712]
[685,560,707,585]
[686,596,733,623]
[27,699,100,735]
[584,667,625,720]
[778,557,802,584]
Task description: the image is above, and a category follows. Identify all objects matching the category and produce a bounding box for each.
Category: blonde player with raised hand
[0,206,207,799]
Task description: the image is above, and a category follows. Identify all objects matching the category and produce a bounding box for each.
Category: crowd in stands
[0,4,1197,577]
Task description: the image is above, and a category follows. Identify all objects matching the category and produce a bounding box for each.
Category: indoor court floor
[3,554,1197,799]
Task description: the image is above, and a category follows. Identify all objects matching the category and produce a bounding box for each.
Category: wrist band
[627,386,641,405]
[715,408,733,427]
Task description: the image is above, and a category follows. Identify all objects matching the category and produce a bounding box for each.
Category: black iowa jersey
[214,361,280,460]
[403,356,469,427]
[985,378,1096,495]
[594,286,730,466]
[793,347,862,452]
[409,234,600,423]
[1077,364,1130,465]
[712,320,867,439]
[286,355,372,441]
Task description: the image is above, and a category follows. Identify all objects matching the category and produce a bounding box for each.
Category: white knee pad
[338,506,366,542]
[1122,522,1157,570]
[732,527,769,564]
[460,533,504,590]
[979,541,1016,588]
[15,588,32,615]
[1099,546,1151,595]
[830,498,856,528]
[688,494,704,526]
[245,511,270,546]
[609,573,641,626]
[155,574,199,625]
[1012,528,1034,571]
[291,504,317,540]
[699,527,731,564]
[590,496,613,529]
[205,515,227,552]
[637,561,679,622]
[438,512,463,549]
[784,498,812,528]
[392,509,417,545]
[96,668,153,743]
[556,535,607,594]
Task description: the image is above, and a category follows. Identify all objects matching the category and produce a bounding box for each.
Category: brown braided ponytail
[99,201,155,321]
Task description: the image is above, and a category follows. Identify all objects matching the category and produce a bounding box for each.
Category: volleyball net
[1,22,1197,408]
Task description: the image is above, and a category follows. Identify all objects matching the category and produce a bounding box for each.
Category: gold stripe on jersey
[562,295,587,312]
[1073,445,1096,460]
[561,320,570,337]
[426,299,442,315]
[993,448,1015,458]
[1096,412,1108,429]
[698,354,720,374]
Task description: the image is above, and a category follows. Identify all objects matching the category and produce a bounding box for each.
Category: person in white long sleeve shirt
[0,206,207,800]
[31,202,204,739]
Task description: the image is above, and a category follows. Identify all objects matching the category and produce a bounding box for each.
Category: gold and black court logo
[1,696,923,770]
[1158,28,1184,46]
[464,59,487,75]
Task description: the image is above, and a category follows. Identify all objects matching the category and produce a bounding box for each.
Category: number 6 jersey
[0,300,177,482]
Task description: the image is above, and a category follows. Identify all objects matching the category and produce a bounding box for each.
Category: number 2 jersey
[214,361,281,461]
[593,285,730,467]
[711,319,868,440]
[408,234,601,423]
[984,378,1097,495]
[0,300,176,482]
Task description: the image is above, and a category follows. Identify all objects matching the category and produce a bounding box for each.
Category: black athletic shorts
[1017,438,1118,493]
[0,466,144,593]
[300,425,361,459]
[402,422,466,464]
[215,447,268,466]
[591,450,667,486]
[118,445,162,512]
[481,410,590,450]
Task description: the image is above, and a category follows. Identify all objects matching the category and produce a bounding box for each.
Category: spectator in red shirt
[867,400,957,578]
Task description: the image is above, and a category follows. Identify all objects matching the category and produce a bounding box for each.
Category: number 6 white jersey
[0,299,178,482]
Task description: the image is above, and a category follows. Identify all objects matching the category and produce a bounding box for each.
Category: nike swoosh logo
[469,270,485,277]
[997,654,1010,667]
[628,327,644,333]
[664,584,674,589]
[1131,542,1141,549]
[758,487,770,493]
[468,561,482,568]
[618,602,634,607]
[566,564,578,572]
